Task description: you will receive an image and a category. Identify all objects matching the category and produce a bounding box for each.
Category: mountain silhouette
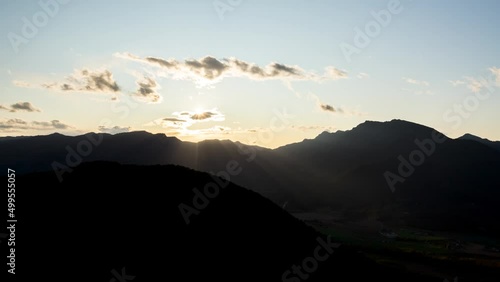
[2,119,500,235]
[459,133,500,152]
[275,120,500,234]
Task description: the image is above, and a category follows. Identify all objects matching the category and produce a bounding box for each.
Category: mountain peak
[459,133,500,152]
[459,133,488,141]
[313,119,442,143]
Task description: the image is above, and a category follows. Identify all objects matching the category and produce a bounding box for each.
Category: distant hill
[11,162,429,281]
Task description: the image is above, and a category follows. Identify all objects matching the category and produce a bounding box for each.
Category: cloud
[402,88,434,96]
[324,66,348,80]
[449,80,465,86]
[186,56,228,79]
[308,93,344,114]
[98,125,130,134]
[320,104,337,112]
[357,72,369,79]
[133,76,161,103]
[413,90,433,95]
[12,80,32,88]
[452,67,500,94]
[402,77,433,95]
[172,109,225,123]
[290,125,336,132]
[16,69,121,94]
[146,57,179,68]
[14,68,165,104]
[190,111,219,120]
[114,53,348,87]
[1,102,41,112]
[0,119,27,129]
[163,117,186,122]
[114,52,179,69]
[403,77,429,86]
[146,108,226,136]
[489,67,500,86]
[464,77,491,93]
[0,119,71,132]
[32,120,69,129]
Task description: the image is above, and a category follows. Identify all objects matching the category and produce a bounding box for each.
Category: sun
[194,107,205,115]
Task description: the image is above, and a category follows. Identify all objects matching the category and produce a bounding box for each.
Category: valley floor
[293,212,500,281]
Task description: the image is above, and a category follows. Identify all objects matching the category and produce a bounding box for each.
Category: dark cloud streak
[0,102,40,112]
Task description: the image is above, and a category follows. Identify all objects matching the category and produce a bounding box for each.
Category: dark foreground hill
[9,162,436,282]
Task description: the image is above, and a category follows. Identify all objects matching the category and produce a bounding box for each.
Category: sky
[1,0,499,148]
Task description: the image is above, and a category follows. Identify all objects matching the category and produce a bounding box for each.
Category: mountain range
[2,119,500,235]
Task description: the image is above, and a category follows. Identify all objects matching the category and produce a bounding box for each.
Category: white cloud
[357,72,369,79]
[403,77,429,86]
[449,80,465,86]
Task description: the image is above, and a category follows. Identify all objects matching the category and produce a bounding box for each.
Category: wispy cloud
[402,77,433,95]
[449,80,465,87]
[12,80,32,88]
[465,77,484,93]
[42,69,120,93]
[0,102,41,112]
[402,88,434,95]
[489,67,500,86]
[403,77,429,86]
[15,69,121,94]
[450,67,500,93]
[290,125,336,132]
[13,68,164,104]
[0,119,71,132]
[357,72,369,79]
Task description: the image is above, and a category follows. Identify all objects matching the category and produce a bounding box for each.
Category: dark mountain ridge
[2,119,500,235]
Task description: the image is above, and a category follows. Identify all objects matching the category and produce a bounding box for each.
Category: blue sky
[1,0,499,147]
